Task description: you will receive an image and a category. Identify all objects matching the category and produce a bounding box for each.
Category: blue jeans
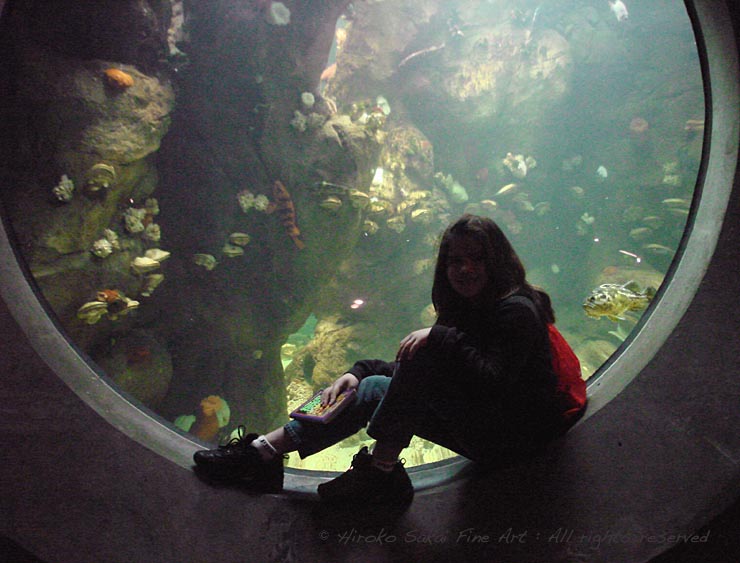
[283,349,520,463]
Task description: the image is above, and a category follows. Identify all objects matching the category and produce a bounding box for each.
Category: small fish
[609,0,629,22]
[267,180,305,249]
[596,165,608,179]
[495,183,519,196]
[661,198,691,208]
[684,119,704,132]
[583,281,656,322]
[320,62,337,82]
[643,243,674,255]
[629,227,653,241]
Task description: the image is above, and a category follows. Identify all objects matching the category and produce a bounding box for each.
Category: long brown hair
[431,214,555,324]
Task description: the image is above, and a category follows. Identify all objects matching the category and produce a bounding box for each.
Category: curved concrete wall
[1,1,739,562]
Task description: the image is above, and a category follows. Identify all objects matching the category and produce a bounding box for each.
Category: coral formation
[124,207,147,234]
[130,256,161,274]
[76,294,139,324]
[222,243,244,257]
[228,232,251,246]
[192,253,217,271]
[144,248,170,263]
[141,273,164,297]
[300,92,315,109]
[52,174,74,202]
[264,2,290,26]
[90,238,113,258]
[84,163,117,196]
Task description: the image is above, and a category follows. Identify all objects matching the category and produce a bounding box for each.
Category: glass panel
[0,0,703,471]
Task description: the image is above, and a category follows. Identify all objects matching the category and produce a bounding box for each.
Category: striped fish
[268,180,305,249]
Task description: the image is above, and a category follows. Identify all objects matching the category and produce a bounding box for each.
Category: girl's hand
[321,372,360,406]
[396,327,432,361]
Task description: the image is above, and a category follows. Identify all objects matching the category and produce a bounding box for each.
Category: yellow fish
[583,281,656,321]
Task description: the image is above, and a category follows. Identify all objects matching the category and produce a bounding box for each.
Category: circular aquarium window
[0,0,727,479]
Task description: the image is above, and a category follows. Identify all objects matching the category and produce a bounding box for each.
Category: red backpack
[547,323,587,424]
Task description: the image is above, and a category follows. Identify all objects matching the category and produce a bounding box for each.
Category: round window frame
[0,0,736,493]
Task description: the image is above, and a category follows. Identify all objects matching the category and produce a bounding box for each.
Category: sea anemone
[190,395,230,441]
[103,68,134,90]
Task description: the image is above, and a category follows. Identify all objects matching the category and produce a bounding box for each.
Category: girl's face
[446,235,489,300]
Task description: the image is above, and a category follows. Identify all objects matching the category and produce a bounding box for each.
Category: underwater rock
[93,331,173,409]
[52,174,75,202]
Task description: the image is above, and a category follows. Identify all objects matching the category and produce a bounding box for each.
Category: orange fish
[96,289,122,303]
[267,180,305,249]
[320,62,337,82]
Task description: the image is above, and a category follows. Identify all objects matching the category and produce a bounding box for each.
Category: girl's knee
[356,375,390,403]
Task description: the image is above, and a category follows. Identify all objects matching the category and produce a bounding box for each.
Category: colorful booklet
[289,389,357,424]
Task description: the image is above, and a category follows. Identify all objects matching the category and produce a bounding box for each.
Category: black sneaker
[317,446,414,505]
[192,426,284,492]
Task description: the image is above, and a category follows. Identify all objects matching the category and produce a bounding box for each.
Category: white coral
[253,194,270,212]
[90,238,113,258]
[143,223,161,242]
[124,207,146,234]
[264,2,290,25]
[52,174,75,202]
[290,110,307,132]
[102,229,120,250]
[237,190,256,213]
